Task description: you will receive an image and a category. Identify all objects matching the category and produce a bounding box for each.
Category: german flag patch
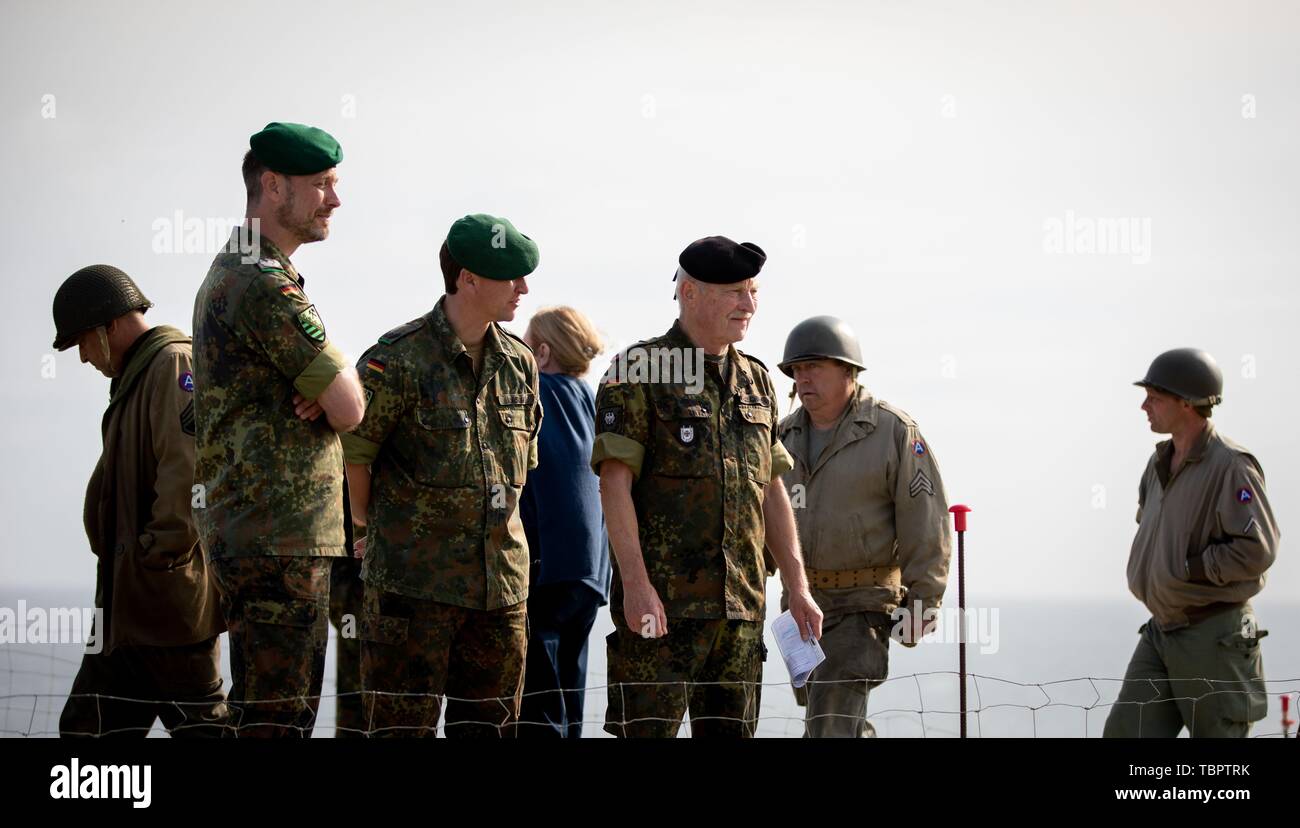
[280,284,302,297]
[366,358,386,374]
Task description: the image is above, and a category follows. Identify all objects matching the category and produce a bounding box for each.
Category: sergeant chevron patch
[909,468,934,497]
[179,400,195,436]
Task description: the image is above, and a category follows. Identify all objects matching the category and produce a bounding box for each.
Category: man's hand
[353,532,367,560]
[898,602,938,647]
[292,393,325,421]
[787,588,824,641]
[624,578,668,639]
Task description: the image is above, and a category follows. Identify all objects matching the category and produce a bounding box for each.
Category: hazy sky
[2,0,1296,605]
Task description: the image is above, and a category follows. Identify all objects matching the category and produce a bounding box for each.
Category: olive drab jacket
[83,326,224,653]
[1129,421,1279,632]
[777,384,951,620]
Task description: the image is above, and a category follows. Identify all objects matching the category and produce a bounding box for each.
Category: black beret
[675,236,766,284]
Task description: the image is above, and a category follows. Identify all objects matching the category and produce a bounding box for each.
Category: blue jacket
[521,372,611,602]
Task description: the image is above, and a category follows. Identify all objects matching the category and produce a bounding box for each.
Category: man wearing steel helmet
[53,265,227,738]
[1104,348,1278,738]
[776,315,951,738]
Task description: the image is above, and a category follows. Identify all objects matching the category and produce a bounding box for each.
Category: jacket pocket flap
[416,406,471,430]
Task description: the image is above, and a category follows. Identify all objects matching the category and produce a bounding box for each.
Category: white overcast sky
[1,0,1296,604]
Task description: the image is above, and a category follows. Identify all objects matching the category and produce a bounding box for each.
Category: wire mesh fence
[4,644,1297,738]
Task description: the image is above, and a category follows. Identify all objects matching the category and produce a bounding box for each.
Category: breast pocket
[737,395,773,485]
[413,404,474,487]
[496,392,535,486]
[650,396,713,478]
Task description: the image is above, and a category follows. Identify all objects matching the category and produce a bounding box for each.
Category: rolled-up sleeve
[293,342,348,400]
[590,378,648,479]
[340,345,404,466]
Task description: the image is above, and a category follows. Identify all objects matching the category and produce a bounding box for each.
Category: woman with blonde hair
[517,306,611,738]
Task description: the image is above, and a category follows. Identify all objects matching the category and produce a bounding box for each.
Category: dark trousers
[60,636,228,738]
[329,555,365,737]
[210,556,332,738]
[517,581,602,738]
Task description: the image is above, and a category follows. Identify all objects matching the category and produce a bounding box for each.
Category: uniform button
[504,412,513,424]
[481,440,489,450]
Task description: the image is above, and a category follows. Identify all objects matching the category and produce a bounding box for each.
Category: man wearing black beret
[591,235,824,737]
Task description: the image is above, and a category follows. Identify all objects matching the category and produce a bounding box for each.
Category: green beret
[249,122,343,175]
[445,214,540,281]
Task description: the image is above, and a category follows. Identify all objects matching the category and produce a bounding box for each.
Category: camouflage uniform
[340,297,541,737]
[192,231,349,737]
[591,320,794,737]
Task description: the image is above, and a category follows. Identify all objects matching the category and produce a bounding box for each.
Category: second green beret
[445,214,540,281]
[249,122,343,175]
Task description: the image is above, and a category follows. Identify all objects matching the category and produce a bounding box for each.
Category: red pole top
[949,504,971,533]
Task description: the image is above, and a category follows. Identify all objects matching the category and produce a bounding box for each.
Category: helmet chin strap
[95,326,113,371]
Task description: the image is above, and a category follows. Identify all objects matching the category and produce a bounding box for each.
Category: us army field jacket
[777,385,951,620]
[1129,422,1279,631]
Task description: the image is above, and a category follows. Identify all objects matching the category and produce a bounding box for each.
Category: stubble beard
[276,189,328,245]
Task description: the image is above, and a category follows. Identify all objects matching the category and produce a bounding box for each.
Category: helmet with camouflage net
[52,264,153,351]
[778,315,866,378]
[1134,348,1223,407]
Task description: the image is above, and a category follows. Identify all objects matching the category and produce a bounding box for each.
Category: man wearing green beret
[192,122,367,738]
[342,214,543,737]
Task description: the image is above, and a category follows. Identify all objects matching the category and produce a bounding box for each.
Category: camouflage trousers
[605,616,765,738]
[60,637,228,738]
[329,555,365,738]
[360,587,528,738]
[799,611,892,738]
[1103,603,1268,738]
[210,556,331,738]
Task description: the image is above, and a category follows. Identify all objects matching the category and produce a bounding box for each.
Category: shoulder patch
[296,305,327,343]
[257,257,286,273]
[378,317,428,345]
[178,371,195,393]
[597,406,624,434]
